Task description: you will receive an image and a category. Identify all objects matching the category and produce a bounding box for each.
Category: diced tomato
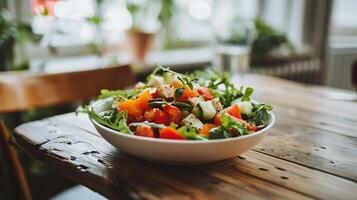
[151,88,160,98]
[197,87,213,100]
[136,89,152,111]
[177,86,199,102]
[144,108,170,125]
[135,125,154,138]
[156,110,170,125]
[200,123,216,137]
[144,108,156,121]
[118,99,141,117]
[163,104,182,124]
[159,127,185,140]
[227,104,242,119]
[246,123,257,132]
[214,113,222,125]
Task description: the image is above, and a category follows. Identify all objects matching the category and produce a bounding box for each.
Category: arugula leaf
[171,102,192,110]
[148,101,167,108]
[151,65,198,89]
[177,74,198,89]
[221,114,249,136]
[241,87,254,102]
[209,126,231,139]
[247,103,272,126]
[98,89,142,99]
[195,69,245,107]
[76,106,133,134]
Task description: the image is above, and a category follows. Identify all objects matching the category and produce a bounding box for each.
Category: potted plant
[125,0,165,63]
[0,10,40,71]
[250,19,295,67]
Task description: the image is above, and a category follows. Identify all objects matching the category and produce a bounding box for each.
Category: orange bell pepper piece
[200,123,216,137]
[177,86,199,102]
[172,80,183,88]
[136,89,152,111]
[118,99,141,117]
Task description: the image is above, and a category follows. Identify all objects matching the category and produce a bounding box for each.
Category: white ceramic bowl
[90,99,275,165]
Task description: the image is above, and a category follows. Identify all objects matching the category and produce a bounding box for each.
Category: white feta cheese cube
[182,114,204,130]
[159,84,175,99]
[211,98,223,111]
[238,101,253,115]
[147,75,164,87]
[188,96,204,106]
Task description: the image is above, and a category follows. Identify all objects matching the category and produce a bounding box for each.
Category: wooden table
[11,74,357,200]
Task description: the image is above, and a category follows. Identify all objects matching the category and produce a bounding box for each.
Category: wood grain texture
[11,74,357,200]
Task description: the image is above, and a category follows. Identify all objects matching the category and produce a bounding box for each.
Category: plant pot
[126,30,155,63]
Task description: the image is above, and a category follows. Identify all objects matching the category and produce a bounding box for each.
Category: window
[10,0,307,58]
[31,0,131,47]
[330,0,357,43]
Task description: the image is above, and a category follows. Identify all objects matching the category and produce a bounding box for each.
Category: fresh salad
[78,66,272,140]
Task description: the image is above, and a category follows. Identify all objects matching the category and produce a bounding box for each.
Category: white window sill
[30,47,213,74]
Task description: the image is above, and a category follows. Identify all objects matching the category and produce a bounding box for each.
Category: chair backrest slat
[0,65,135,113]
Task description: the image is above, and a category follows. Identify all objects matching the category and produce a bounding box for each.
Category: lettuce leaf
[76,106,133,134]
[98,89,142,99]
[247,103,272,126]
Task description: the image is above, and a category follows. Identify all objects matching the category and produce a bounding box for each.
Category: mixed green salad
[77,66,272,140]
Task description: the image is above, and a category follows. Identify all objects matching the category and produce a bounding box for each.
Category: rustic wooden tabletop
[11,74,357,200]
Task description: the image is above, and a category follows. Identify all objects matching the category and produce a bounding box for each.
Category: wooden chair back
[0,65,135,200]
[0,65,135,113]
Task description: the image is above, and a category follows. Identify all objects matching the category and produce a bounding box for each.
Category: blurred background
[0,0,356,199]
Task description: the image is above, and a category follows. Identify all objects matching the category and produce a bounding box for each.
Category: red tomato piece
[151,89,160,98]
[156,110,170,125]
[159,127,185,140]
[197,87,213,100]
[246,123,257,132]
[144,108,170,125]
[163,104,182,124]
[227,104,242,119]
[135,125,154,138]
[214,113,222,126]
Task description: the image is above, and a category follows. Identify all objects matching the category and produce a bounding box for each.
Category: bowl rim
[90,112,275,144]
